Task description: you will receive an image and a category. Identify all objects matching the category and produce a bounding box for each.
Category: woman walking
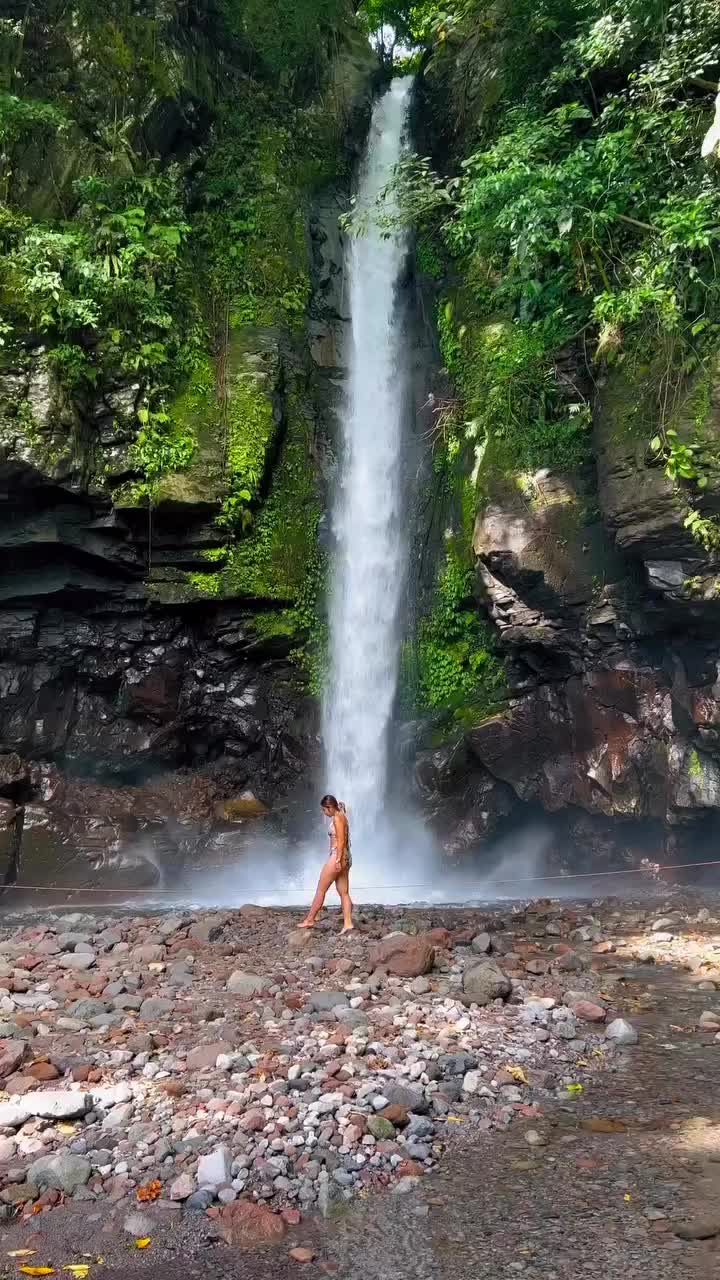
[299,794,353,933]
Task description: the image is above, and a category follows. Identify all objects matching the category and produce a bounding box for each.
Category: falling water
[323,77,414,844]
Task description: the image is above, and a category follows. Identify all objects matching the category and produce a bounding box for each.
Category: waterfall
[323,77,414,845]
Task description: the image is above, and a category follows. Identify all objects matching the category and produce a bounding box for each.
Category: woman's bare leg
[299,861,337,927]
[336,869,353,932]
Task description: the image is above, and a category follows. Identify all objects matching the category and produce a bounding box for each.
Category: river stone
[70,999,108,1021]
[217,1199,286,1246]
[674,1219,720,1240]
[26,1091,91,1120]
[367,1115,395,1139]
[0,1101,31,1127]
[226,971,266,997]
[90,1084,133,1107]
[187,1189,214,1212]
[58,952,96,971]
[383,1083,429,1115]
[368,934,435,978]
[186,1041,234,1071]
[139,997,174,1020]
[309,991,348,1012]
[102,1102,134,1130]
[170,1172,195,1201]
[28,1152,91,1194]
[0,1039,26,1078]
[462,959,511,1005]
[605,1018,639,1045]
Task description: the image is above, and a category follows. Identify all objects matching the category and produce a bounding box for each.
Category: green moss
[688,748,704,782]
[201,546,230,565]
[187,570,222,596]
[415,546,507,719]
[221,391,320,600]
[250,610,303,640]
[219,357,278,529]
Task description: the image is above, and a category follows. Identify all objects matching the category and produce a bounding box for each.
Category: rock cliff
[0,1,376,885]
[410,2,720,867]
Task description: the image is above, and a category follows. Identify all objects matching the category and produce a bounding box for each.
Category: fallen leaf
[8,1252,37,1259]
[63,1268,90,1277]
[134,1239,151,1251]
[289,1248,316,1263]
[19,1270,55,1277]
[566,1084,583,1096]
[136,1181,161,1203]
[446,1116,464,1123]
[506,1065,530,1085]
[624,1194,632,1202]
[56,1124,76,1136]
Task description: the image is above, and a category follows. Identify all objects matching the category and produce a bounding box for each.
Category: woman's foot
[340,925,354,935]
[298,919,315,929]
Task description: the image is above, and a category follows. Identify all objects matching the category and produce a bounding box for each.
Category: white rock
[102,1103,134,1130]
[605,1018,638,1045]
[524,1129,546,1147]
[226,971,266,997]
[197,1144,232,1188]
[58,952,96,970]
[90,1084,133,1107]
[462,1070,483,1094]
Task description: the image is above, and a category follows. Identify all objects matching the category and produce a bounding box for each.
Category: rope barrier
[0,858,719,897]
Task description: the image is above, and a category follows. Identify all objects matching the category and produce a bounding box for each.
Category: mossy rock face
[0,353,89,488]
[474,468,623,610]
[220,385,321,603]
[151,356,225,512]
[223,327,284,508]
[595,354,720,560]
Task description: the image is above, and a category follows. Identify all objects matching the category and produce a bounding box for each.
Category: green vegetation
[416,548,506,717]
[219,364,277,532]
[0,0,364,510]
[0,0,371,681]
[353,0,720,546]
[223,398,321,600]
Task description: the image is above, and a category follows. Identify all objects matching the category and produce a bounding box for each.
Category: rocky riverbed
[0,895,719,1277]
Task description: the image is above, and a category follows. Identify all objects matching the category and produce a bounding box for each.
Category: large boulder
[217,1199,287,1247]
[369,933,435,978]
[462,958,511,1005]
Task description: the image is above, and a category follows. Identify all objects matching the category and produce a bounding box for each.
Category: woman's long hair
[321,795,348,817]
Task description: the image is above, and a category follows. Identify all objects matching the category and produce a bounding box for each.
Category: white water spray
[323,77,413,843]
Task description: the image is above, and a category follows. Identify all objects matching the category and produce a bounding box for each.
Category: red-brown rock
[27,1061,60,1081]
[426,928,451,948]
[0,1039,26,1078]
[217,1199,287,1247]
[381,1104,409,1127]
[368,934,435,978]
[240,1107,267,1132]
[570,1000,607,1022]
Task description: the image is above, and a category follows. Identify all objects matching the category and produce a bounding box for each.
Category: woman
[299,794,353,933]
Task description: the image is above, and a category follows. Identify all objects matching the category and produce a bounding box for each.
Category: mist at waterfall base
[135,815,556,910]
